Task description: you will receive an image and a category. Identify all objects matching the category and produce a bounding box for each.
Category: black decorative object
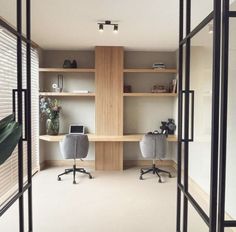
[71,60,77,68]
[124,85,132,93]
[63,59,78,69]
[160,121,168,134]
[166,118,176,135]
[63,59,72,68]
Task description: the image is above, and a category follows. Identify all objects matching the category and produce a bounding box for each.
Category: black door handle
[181,90,194,142]
[12,89,28,141]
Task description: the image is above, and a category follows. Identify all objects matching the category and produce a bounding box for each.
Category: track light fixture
[99,24,104,31]
[98,20,119,33]
[113,24,118,33]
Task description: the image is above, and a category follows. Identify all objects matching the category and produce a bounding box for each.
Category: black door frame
[0,0,33,232]
[177,0,221,231]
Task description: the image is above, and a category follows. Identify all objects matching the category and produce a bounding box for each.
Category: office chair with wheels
[139,133,172,183]
[57,134,92,184]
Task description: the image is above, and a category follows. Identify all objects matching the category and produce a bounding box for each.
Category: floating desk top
[39,134,177,142]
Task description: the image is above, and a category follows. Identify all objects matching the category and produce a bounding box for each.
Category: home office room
[0,0,236,232]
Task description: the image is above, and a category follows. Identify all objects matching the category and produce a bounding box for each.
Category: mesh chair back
[139,134,167,159]
[59,134,89,159]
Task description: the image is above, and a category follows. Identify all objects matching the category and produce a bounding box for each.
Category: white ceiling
[33,0,179,51]
[1,0,234,51]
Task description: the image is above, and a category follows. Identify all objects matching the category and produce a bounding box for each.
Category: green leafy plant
[39,97,62,120]
[0,114,22,165]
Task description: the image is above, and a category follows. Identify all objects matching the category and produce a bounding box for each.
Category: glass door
[177,0,221,231]
[0,0,33,231]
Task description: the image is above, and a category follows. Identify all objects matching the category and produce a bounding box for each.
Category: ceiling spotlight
[113,24,118,33]
[99,24,104,32]
[98,20,119,33]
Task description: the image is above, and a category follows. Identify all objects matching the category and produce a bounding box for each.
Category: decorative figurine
[160,121,168,134]
[166,118,176,135]
[151,85,168,93]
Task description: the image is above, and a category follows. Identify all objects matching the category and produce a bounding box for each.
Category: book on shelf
[72,90,89,93]
[170,79,177,93]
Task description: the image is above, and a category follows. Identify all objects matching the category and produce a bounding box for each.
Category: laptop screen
[69,125,84,134]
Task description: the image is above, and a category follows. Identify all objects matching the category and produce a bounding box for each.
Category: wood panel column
[95,46,124,170]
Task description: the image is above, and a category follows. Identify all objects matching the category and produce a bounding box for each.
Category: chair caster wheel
[57,177,61,181]
[139,176,143,180]
[159,179,162,183]
[73,180,76,184]
[89,175,92,179]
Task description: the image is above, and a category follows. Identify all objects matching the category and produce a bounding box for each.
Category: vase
[46,118,59,135]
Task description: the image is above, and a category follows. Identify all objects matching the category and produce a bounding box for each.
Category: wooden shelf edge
[39,134,177,142]
[39,68,95,73]
[123,68,177,73]
[39,92,95,97]
[123,93,177,97]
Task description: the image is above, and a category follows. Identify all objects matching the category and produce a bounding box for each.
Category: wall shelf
[123,93,177,97]
[39,134,177,142]
[39,92,95,97]
[123,68,177,73]
[39,68,95,73]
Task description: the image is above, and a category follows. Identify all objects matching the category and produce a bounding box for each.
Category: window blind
[0,27,39,205]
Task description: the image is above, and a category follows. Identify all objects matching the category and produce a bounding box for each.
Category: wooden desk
[39,134,177,142]
[40,134,177,171]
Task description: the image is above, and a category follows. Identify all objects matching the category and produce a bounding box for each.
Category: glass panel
[22,0,27,35]
[225,17,236,222]
[225,228,236,232]
[0,204,19,231]
[191,0,213,30]
[188,202,209,231]
[230,0,236,11]
[181,45,186,186]
[0,27,19,205]
[188,21,214,216]
[179,192,185,230]
[0,0,16,28]
[183,0,187,39]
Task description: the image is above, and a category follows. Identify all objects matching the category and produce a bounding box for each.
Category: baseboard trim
[42,160,95,169]
[40,159,175,170]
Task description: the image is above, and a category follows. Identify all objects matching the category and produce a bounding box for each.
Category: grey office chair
[139,133,172,183]
[57,134,92,184]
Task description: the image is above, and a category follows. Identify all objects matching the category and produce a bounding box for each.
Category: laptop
[69,124,85,134]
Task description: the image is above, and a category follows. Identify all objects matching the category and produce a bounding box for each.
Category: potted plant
[39,97,62,135]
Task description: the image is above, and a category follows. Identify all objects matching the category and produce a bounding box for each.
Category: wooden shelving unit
[123,68,177,73]
[39,68,95,73]
[39,47,178,171]
[39,92,95,97]
[123,93,177,97]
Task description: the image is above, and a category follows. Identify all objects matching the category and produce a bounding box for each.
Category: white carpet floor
[0,167,211,232]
